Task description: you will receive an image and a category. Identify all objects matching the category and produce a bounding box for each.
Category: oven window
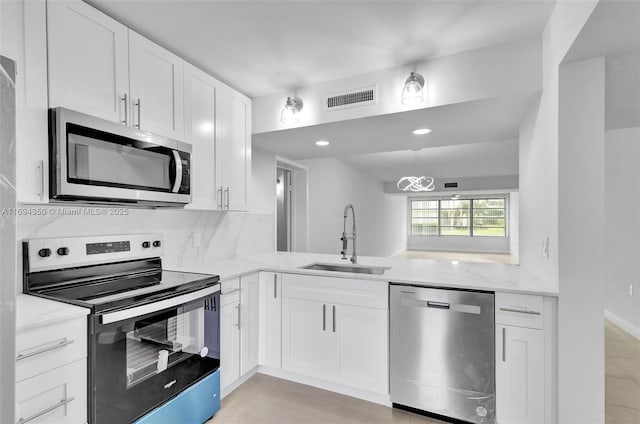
[125,302,204,388]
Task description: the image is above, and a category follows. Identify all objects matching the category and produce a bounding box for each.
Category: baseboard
[257,366,392,407]
[605,309,640,341]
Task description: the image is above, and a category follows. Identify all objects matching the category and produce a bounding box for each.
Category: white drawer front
[16,317,87,382]
[221,277,240,295]
[282,273,388,309]
[496,292,543,329]
[16,358,87,424]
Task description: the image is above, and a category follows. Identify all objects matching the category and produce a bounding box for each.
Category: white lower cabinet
[496,325,545,424]
[281,274,388,394]
[240,273,260,375]
[258,272,282,368]
[220,284,240,391]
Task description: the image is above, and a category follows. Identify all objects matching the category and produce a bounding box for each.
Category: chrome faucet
[341,204,357,264]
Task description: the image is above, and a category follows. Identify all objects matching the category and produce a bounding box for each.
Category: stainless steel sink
[301,263,391,275]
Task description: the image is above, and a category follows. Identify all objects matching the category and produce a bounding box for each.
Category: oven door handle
[171,150,183,193]
[100,284,220,324]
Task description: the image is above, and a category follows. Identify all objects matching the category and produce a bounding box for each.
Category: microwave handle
[171,150,183,193]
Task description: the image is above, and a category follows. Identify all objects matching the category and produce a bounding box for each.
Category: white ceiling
[89,0,555,97]
[342,139,518,182]
[252,94,535,159]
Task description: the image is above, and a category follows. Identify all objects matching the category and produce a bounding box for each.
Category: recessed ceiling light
[412,128,432,135]
[315,140,330,146]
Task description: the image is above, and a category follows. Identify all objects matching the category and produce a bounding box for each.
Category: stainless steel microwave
[49,107,191,207]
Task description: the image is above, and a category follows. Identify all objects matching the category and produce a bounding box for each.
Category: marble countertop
[173,252,558,296]
[16,294,90,332]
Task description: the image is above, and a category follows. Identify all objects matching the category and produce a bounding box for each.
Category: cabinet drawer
[496,292,543,329]
[221,289,240,307]
[221,277,240,295]
[16,358,87,424]
[16,317,87,382]
[282,274,388,309]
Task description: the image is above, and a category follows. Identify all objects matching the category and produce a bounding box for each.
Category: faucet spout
[341,204,357,264]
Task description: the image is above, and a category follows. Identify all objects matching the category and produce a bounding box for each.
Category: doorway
[275,159,308,253]
[276,167,292,252]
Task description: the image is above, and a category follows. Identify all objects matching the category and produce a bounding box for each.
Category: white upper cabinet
[216,85,251,211]
[47,0,129,124]
[184,63,218,210]
[128,31,184,140]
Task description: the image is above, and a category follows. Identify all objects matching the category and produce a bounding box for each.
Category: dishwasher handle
[427,301,450,309]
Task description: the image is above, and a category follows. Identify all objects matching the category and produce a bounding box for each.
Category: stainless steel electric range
[22,234,221,424]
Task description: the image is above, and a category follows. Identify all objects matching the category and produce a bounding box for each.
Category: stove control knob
[38,248,51,258]
[142,241,151,249]
[153,240,161,248]
[57,247,70,256]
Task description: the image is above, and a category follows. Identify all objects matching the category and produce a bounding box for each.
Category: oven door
[90,288,220,424]
[50,107,191,206]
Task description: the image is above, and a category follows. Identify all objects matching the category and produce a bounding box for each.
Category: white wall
[558,56,605,424]
[251,147,276,215]
[605,127,640,339]
[509,191,519,260]
[299,157,407,258]
[253,38,541,134]
[408,235,509,253]
[518,1,602,422]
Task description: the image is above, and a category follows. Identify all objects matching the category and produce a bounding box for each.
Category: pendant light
[397,149,435,192]
[280,96,304,126]
[401,71,425,106]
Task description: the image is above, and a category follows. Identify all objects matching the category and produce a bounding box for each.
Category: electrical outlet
[193,232,202,248]
[630,284,634,296]
[541,237,549,259]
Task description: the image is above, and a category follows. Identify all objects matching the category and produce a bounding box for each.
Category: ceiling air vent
[325,85,378,111]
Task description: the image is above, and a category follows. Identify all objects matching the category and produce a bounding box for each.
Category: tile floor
[394,250,518,265]
[606,320,640,423]
[208,374,443,424]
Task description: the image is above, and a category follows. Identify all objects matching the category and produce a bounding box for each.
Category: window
[409,197,507,237]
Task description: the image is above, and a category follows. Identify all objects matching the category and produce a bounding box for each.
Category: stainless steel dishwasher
[390,284,495,424]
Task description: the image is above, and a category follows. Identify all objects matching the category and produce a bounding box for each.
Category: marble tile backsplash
[17,206,275,281]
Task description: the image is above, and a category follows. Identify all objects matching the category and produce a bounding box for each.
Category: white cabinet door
[220,295,240,391]
[15,358,87,424]
[259,272,282,368]
[496,325,545,424]
[282,298,336,380]
[216,85,251,211]
[129,31,184,140]
[184,63,219,210]
[334,304,388,394]
[47,0,129,124]
[240,273,259,375]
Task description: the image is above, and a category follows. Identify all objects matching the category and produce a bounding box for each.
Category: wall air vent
[444,182,458,188]
[325,85,378,111]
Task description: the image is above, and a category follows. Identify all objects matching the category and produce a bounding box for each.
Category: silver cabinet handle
[134,98,141,128]
[332,305,336,333]
[499,307,541,315]
[16,338,74,361]
[217,187,223,209]
[235,304,240,329]
[502,327,506,362]
[37,160,44,201]
[322,304,326,331]
[17,396,75,424]
[121,93,128,125]
[225,187,230,209]
[273,274,277,299]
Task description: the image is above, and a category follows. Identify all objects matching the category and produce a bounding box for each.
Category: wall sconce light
[401,71,425,106]
[280,96,304,125]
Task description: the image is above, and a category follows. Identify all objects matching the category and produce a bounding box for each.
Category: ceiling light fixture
[412,128,432,135]
[280,96,303,126]
[397,149,435,192]
[401,71,425,106]
[315,140,330,146]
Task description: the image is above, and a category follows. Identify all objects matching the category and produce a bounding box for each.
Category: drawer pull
[499,307,541,315]
[17,396,75,424]
[16,338,74,361]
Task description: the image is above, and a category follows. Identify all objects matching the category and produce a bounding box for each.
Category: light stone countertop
[16,293,90,332]
[174,252,558,297]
